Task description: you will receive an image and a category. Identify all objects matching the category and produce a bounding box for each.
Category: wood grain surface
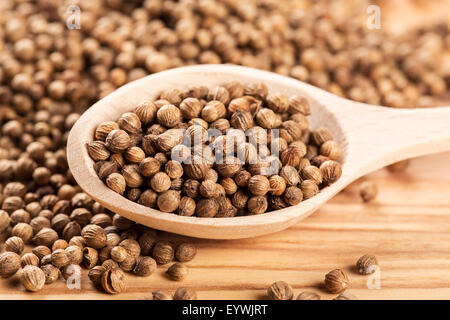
[1,151,449,300]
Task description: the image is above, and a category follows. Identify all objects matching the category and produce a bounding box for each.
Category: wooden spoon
[67,65,450,239]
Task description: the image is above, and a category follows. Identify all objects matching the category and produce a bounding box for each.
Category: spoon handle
[334,99,450,177]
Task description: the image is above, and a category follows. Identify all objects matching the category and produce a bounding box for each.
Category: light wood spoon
[67,65,450,239]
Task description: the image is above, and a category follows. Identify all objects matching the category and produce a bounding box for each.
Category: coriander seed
[133,256,157,277]
[0,252,21,278]
[152,241,174,265]
[101,268,126,294]
[20,265,46,292]
[88,266,106,285]
[166,263,189,281]
[106,173,126,195]
[359,181,378,202]
[105,129,130,153]
[173,287,197,300]
[157,190,181,213]
[41,264,60,284]
[324,269,349,294]
[178,197,196,216]
[5,236,24,255]
[269,175,286,196]
[51,249,70,268]
[153,291,173,300]
[248,175,270,196]
[111,246,128,263]
[247,196,268,214]
[267,281,293,300]
[297,291,321,300]
[83,247,99,269]
[151,172,172,193]
[334,292,358,300]
[175,243,197,263]
[356,254,378,275]
[82,224,107,249]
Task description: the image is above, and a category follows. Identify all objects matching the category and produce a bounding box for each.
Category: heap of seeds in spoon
[88,82,342,216]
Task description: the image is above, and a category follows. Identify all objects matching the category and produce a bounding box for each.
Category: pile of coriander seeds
[0,187,198,296]
[88,82,342,217]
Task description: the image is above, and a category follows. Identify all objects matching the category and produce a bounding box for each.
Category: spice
[166,263,189,281]
[88,83,343,217]
[41,264,60,284]
[320,161,342,185]
[5,236,24,255]
[311,127,333,146]
[88,266,106,285]
[21,253,40,267]
[248,175,270,196]
[387,160,410,173]
[300,180,319,200]
[83,247,99,269]
[152,241,174,265]
[101,268,126,294]
[51,249,70,268]
[52,239,69,251]
[118,112,142,134]
[196,198,219,217]
[20,265,46,292]
[175,196,195,216]
[106,173,126,195]
[267,281,293,300]
[173,287,197,300]
[82,224,107,249]
[0,252,21,278]
[301,166,323,185]
[279,166,300,186]
[133,256,157,277]
[157,104,181,128]
[119,255,136,272]
[111,246,128,263]
[283,187,303,206]
[199,180,220,199]
[87,141,110,161]
[102,259,119,271]
[297,291,321,300]
[32,246,51,260]
[157,190,181,213]
[33,228,58,247]
[320,141,341,160]
[105,130,131,153]
[64,246,83,265]
[12,223,33,243]
[0,210,10,233]
[175,243,197,263]
[359,181,378,202]
[334,292,358,300]
[247,196,268,214]
[324,269,349,294]
[95,122,119,141]
[119,239,141,258]
[153,291,173,300]
[356,254,378,275]
[138,232,157,256]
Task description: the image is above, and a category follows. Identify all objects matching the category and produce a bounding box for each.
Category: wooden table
[1,151,449,300]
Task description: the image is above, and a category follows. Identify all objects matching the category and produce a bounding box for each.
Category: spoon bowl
[67,65,450,239]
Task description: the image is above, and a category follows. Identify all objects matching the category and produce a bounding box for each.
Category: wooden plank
[1,152,449,299]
